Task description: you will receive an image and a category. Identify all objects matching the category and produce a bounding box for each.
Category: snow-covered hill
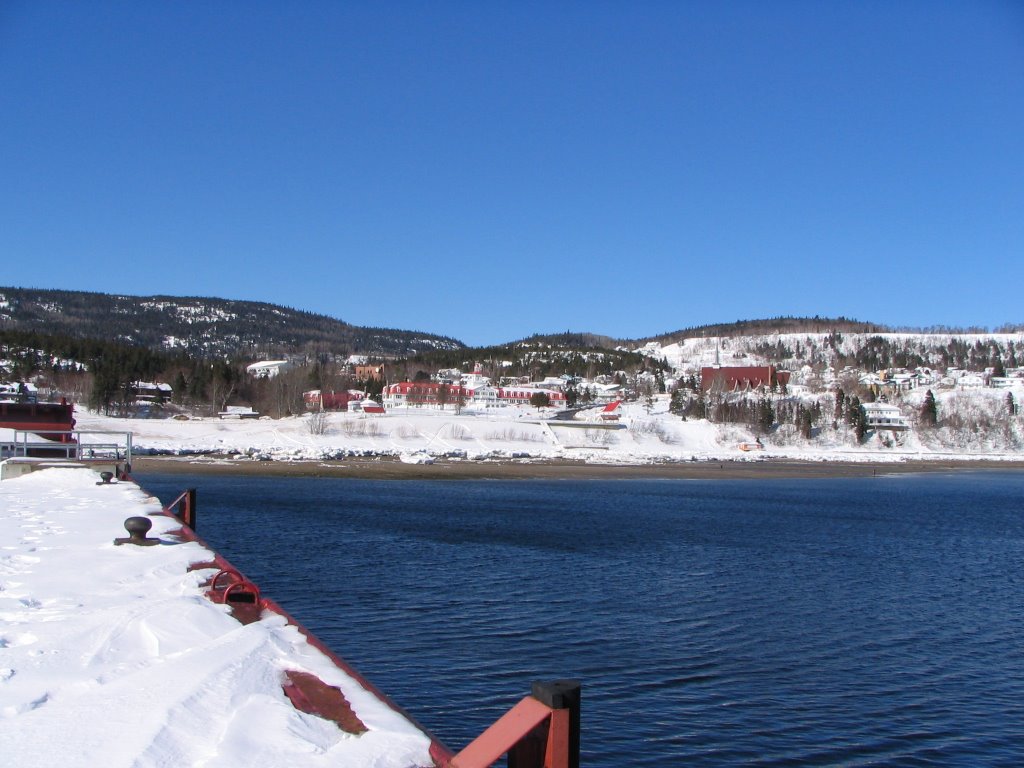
[635,330,1024,376]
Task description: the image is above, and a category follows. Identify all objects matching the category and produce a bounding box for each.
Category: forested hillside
[395,336,668,384]
[645,316,886,343]
[0,287,463,358]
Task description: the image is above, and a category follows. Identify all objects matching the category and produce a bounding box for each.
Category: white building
[991,377,1024,389]
[956,374,986,390]
[245,360,293,379]
[459,366,500,406]
[132,381,173,402]
[862,402,910,430]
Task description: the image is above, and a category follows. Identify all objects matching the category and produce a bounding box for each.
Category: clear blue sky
[2,1,1022,347]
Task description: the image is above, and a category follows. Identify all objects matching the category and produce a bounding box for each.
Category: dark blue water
[138,471,1024,766]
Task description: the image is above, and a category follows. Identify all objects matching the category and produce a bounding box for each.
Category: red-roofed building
[496,386,567,408]
[382,382,472,409]
[700,366,790,393]
[304,390,351,411]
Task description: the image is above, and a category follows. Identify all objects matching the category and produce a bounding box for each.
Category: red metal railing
[164,487,197,530]
[442,680,580,768]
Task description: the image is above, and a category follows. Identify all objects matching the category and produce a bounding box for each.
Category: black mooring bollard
[114,516,159,546]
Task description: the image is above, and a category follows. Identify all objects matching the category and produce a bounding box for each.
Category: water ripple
[139,472,1024,766]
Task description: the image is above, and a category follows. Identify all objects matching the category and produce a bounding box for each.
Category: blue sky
[2,2,1022,347]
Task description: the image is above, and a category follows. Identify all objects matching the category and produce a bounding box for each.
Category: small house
[600,401,622,421]
[218,406,260,419]
[862,402,910,431]
[245,361,293,379]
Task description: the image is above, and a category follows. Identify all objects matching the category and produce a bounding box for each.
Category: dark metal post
[182,488,197,530]
[534,680,580,768]
[508,680,581,768]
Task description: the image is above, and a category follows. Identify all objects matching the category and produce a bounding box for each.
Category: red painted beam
[449,697,552,768]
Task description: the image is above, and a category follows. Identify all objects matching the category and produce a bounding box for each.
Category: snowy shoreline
[65,398,1024,479]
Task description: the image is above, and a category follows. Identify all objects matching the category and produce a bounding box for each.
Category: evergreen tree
[669,387,686,415]
[854,403,868,442]
[920,389,938,427]
[307,360,325,390]
[187,365,207,402]
[845,395,868,442]
[757,397,775,434]
[171,371,187,404]
[690,389,706,420]
[564,384,579,408]
[89,366,118,414]
[798,405,813,439]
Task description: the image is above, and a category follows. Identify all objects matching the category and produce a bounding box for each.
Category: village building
[991,377,1024,389]
[459,365,491,390]
[218,405,260,419]
[382,382,472,409]
[885,371,921,391]
[0,382,38,403]
[382,380,567,410]
[498,386,567,408]
[578,382,621,404]
[862,402,910,430]
[436,368,463,382]
[535,376,567,391]
[350,397,384,413]
[956,373,986,390]
[245,360,293,379]
[700,365,790,393]
[302,389,364,411]
[860,370,921,399]
[354,364,384,381]
[132,381,173,403]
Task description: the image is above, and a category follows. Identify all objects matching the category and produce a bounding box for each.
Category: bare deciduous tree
[307,409,328,435]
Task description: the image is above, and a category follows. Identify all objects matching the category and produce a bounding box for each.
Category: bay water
[138,471,1024,766]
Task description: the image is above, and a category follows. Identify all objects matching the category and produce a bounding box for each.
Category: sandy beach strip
[130,455,1024,481]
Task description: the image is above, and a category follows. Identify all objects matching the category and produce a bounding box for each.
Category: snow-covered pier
[0,462,581,768]
[0,464,438,767]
